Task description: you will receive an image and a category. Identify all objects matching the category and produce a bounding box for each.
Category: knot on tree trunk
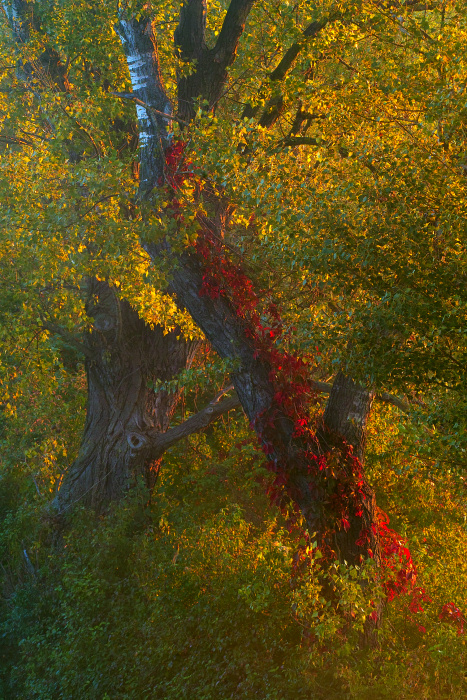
[127,431,148,454]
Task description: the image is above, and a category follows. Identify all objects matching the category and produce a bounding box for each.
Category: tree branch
[132,376,410,465]
[0,134,34,146]
[378,391,410,413]
[110,91,189,127]
[243,12,337,125]
[140,387,241,458]
[212,0,255,69]
[381,0,437,9]
[173,0,256,122]
[41,321,96,361]
[174,0,207,60]
[268,18,330,83]
[278,135,321,148]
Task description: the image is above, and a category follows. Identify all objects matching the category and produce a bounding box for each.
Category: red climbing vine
[162,140,464,630]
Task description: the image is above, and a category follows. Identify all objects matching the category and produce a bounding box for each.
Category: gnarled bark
[56,279,199,512]
[318,372,380,565]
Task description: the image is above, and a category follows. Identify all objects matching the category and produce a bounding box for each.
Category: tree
[112,1,384,574]
[0,0,233,511]
[2,0,462,625]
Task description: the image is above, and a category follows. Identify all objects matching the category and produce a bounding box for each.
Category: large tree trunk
[170,260,380,564]
[56,280,198,512]
[2,1,203,511]
[319,373,383,639]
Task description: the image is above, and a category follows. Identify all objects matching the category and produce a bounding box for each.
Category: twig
[110,91,189,127]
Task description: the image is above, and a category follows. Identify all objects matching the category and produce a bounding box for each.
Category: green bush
[1,416,466,699]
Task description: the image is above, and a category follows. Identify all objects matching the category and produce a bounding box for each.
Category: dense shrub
[1,411,466,699]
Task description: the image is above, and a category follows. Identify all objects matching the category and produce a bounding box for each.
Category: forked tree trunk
[115,11,384,639]
[116,9,382,570]
[56,280,198,512]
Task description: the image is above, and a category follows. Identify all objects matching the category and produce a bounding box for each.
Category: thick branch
[146,391,240,457]
[242,13,336,124]
[174,0,207,60]
[212,0,255,69]
[174,0,255,121]
[266,0,432,85]
[378,391,410,413]
[269,18,329,83]
[321,372,374,461]
[247,3,428,126]
[140,378,410,463]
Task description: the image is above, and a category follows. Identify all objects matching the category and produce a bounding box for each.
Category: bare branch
[145,378,410,462]
[378,391,410,413]
[0,134,34,146]
[110,91,189,127]
[146,389,241,457]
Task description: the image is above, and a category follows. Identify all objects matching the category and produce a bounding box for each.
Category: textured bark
[319,372,380,566]
[148,388,239,454]
[174,0,207,61]
[114,17,173,194]
[57,280,198,512]
[167,253,324,532]
[175,0,255,122]
[318,373,383,640]
[169,258,381,566]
